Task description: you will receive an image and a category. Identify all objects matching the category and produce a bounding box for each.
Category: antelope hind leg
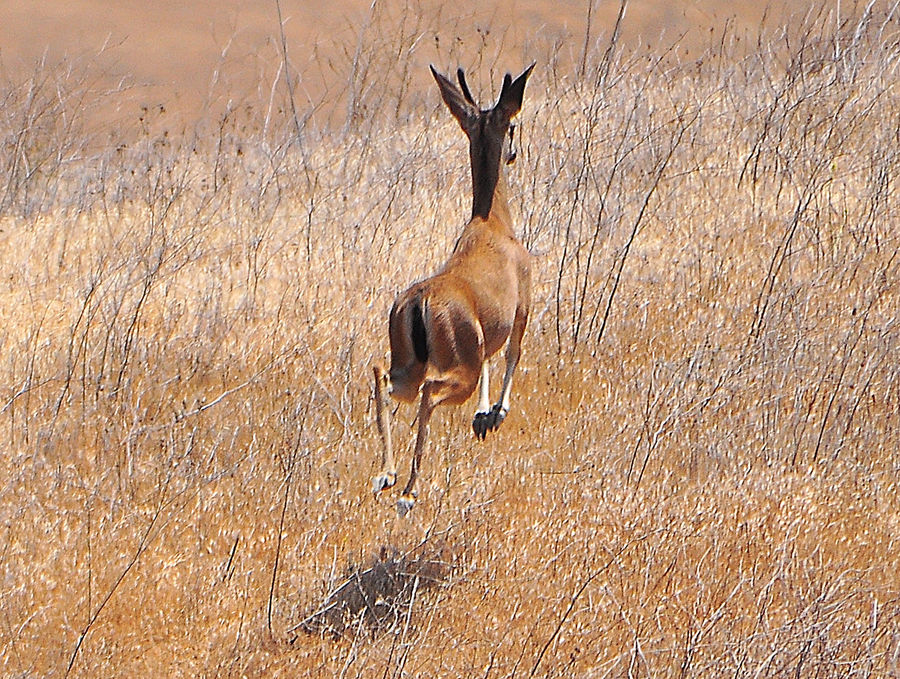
[396,384,435,516]
[372,364,397,493]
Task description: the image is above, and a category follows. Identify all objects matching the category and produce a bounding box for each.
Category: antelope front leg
[487,357,516,429]
[473,360,514,437]
[472,362,494,440]
[372,364,397,493]
[475,315,525,438]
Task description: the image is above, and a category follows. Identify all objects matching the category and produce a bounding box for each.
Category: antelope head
[430,63,535,220]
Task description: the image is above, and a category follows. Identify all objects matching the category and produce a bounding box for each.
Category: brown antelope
[372,63,535,516]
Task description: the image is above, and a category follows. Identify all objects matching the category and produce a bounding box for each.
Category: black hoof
[473,411,490,439]
[472,404,508,440]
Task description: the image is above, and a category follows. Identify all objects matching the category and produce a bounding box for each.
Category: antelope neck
[469,132,511,224]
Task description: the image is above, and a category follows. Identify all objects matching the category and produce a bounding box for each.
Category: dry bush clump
[297,541,455,638]
[1,4,899,677]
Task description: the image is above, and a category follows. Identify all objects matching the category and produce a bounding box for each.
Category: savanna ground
[2,2,900,676]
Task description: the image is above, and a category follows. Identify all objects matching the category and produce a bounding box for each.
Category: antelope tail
[411,298,429,363]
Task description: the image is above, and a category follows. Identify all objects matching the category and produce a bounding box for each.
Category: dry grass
[2,4,900,677]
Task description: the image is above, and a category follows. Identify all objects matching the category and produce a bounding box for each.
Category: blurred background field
[1,1,900,677]
[2,0,807,128]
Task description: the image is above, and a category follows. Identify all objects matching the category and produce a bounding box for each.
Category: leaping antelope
[372,63,535,516]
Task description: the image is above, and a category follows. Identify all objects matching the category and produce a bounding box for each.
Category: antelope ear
[496,62,535,120]
[431,65,477,130]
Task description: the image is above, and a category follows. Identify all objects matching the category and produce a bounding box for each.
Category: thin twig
[274,0,303,145]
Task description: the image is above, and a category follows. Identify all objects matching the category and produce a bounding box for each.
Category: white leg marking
[477,361,490,414]
[482,352,516,434]
[498,360,515,414]
[473,361,495,439]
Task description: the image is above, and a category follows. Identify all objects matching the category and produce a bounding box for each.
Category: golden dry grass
[2,4,900,677]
